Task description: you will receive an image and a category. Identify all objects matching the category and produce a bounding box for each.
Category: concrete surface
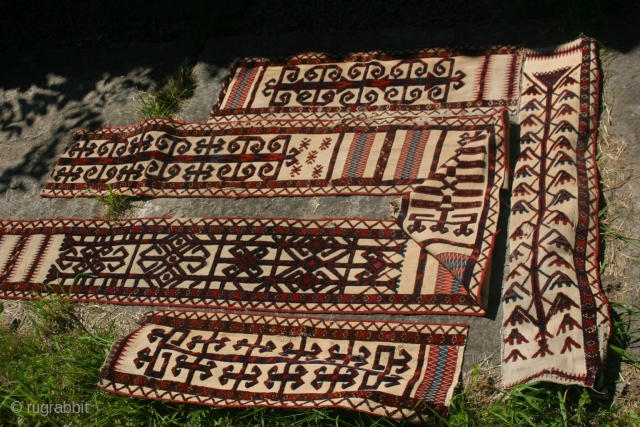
[0,41,192,218]
[602,45,640,360]
[1,14,640,373]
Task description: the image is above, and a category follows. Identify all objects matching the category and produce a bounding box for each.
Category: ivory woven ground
[98,310,468,422]
[502,38,610,388]
[208,45,523,123]
[41,114,506,199]
[0,212,499,315]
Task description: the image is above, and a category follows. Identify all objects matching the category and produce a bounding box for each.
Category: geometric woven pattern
[41,115,506,199]
[209,45,523,122]
[0,217,488,315]
[98,310,468,421]
[393,110,507,309]
[502,38,610,388]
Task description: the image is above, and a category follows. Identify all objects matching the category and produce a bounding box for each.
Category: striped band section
[395,129,430,181]
[435,261,456,295]
[415,344,451,402]
[342,132,376,178]
[227,67,260,109]
[433,345,460,404]
[482,55,495,101]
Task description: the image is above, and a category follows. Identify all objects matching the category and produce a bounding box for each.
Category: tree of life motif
[503,57,604,383]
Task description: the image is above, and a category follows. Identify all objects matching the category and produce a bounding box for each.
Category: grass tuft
[93,184,134,224]
[1,293,640,425]
[136,59,196,120]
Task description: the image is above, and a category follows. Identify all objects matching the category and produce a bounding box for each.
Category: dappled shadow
[0,42,193,198]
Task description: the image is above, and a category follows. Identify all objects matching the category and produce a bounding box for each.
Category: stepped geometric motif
[98,310,469,421]
[502,39,610,388]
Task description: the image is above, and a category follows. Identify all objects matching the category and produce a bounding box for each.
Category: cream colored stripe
[395,240,423,294]
[485,54,511,101]
[32,234,65,284]
[0,235,20,277]
[416,129,443,178]
[8,235,45,283]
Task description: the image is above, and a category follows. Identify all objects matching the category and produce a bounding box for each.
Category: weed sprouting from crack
[92,184,134,224]
[136,58,196,120]
[74,184,135,224]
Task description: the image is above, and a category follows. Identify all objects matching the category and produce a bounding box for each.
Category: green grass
[1,293,639,426]
[599,202,640,248]
[136,59,196,120]
[0,295,400,427]
[74,184,134,223]
[93,184,134,224]
[434,359,640,427]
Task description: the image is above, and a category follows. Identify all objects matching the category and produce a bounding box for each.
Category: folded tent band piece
[98,309,469,423]
[14,99,509,318]
[2,37,610,405]
[1,180,502,315]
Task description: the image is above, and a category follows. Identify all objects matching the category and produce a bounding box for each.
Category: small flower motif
[298,138,311,151]
[290,164,302,177]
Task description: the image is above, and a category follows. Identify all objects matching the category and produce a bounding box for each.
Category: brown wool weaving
[98,310,468,422]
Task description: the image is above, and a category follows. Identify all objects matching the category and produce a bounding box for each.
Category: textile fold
[392,110,508,310]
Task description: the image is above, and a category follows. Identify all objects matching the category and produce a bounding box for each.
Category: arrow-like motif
[502,38,610,388]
